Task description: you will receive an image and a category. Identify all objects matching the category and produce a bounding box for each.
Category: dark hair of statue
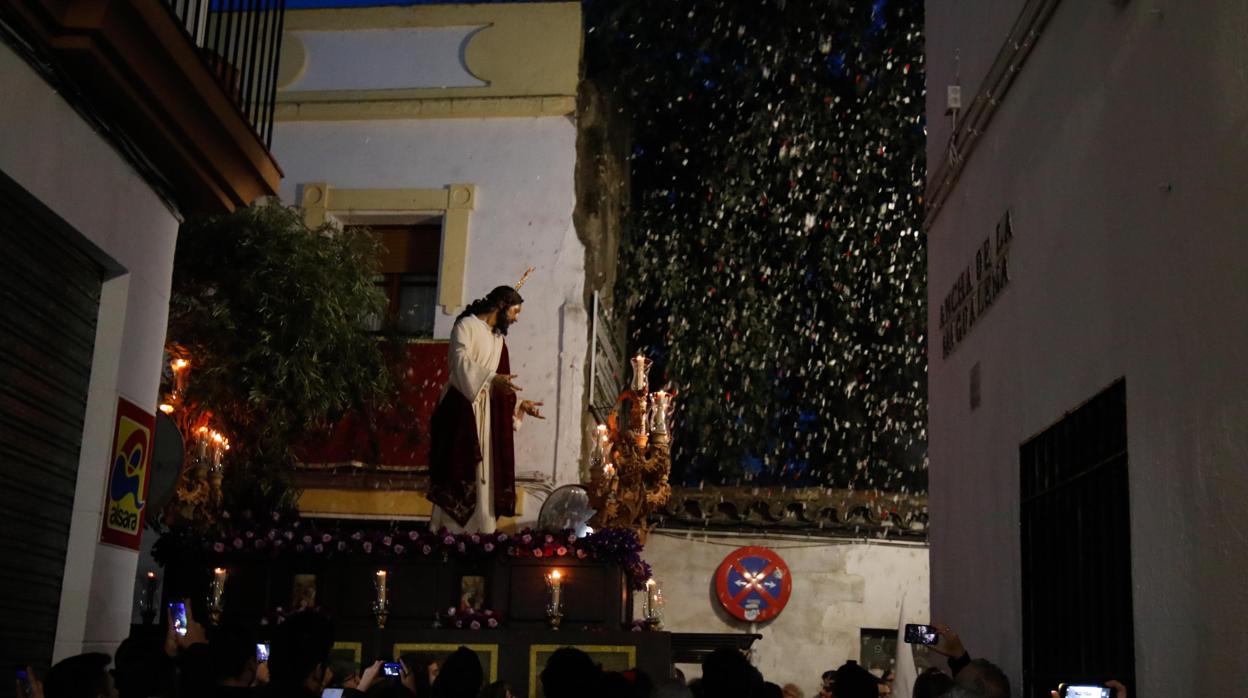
[458,286,524,336]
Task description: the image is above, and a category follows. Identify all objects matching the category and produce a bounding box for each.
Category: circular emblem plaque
[714,546,792,622]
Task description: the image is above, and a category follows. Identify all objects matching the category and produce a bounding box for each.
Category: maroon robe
[427,343,517,526]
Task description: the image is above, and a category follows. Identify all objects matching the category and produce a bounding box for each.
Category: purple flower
[443,535,455,546]
[408,530,419,541]
[521,534,532,544]
[455,620,463,628]
[394,544,405,555]
[321,533,332,543]
[352,531,363,541]
[471,534,481,544]
[422,544,433,555]
[382,536,393,547]
[213,542,225,553]
[314,544,324,553]
[496,533,509,542]
[267,530,277,540]
[483,543,494,552]
[457,542,466,552]
[245,530,255,539]
[284,531,294,540]
[363,542,373,553]
[470,620,481,630]
[233,538,244,549]
[302,535,313,544]
[487,617,498,628]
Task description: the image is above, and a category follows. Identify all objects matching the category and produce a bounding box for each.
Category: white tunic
[430,315,503,534]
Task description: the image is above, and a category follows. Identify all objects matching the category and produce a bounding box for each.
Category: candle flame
[550,570,561,581]
[158,404,174,414]
[172,359,189,370]
[646,578,656,588]
[376,570,387,578]
[146,571,156,579]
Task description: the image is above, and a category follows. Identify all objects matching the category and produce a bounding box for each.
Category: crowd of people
[16,608,1125,698]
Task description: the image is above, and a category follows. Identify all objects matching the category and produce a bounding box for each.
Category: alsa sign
[99,397,154,550]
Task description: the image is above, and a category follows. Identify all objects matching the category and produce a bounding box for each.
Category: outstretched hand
[930,623,966,659]
[492,373,521,395]
[520,400,545,419]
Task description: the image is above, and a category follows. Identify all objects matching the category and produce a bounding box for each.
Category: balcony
[2,0,285,213]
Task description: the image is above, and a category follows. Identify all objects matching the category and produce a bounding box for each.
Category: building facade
[926,1,1248,695]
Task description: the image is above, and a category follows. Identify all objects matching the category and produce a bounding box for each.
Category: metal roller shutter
[0,169,109,672]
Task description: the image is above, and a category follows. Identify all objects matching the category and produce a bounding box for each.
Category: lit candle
[211,432,225,468]
[548,569,562,608]
[213,567,228,588]
[197,427,209,461]
[630,354,651,392]
[645,579,659,618]
[375,570,388,603]
[604,463,616,479]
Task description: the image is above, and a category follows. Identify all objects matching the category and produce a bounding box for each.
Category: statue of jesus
[428,285,544,533]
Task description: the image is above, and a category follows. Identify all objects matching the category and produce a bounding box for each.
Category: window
[357,223,441,337]
[1020,379,1135,695]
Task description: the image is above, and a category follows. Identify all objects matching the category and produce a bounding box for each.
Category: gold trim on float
[392,643,499,682]
[296,488,523,518]
[528,645,636,698]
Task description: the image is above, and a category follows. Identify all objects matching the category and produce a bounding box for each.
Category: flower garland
[434,607,499,630]
[152,513,653,590]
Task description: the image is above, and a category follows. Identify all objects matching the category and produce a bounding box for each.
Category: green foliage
[587,0,927,491]
[168,202,391,508]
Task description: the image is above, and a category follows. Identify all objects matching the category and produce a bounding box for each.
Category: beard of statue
[493,305,515,336]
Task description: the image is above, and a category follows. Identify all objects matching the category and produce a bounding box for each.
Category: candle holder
[648,391,673,445]
[643,578,663,629]
[208,567,228,625]
[372,570,390,628]
[545,570,564,629]
[138,571,159,625]
[630,354,653,393]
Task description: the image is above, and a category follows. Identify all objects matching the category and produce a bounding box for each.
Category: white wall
[926,2,1248,696]
[642,532,929,691]
[272,117,586,490]
[0,42,180,659]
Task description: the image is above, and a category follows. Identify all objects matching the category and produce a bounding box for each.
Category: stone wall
[640,531,929,691]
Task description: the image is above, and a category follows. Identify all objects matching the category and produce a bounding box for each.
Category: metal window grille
[162,0,286,148]
[589,290,625,422]
[1020,379,1135,696]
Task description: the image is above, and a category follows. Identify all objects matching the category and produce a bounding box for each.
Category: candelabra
[208,567,228,625]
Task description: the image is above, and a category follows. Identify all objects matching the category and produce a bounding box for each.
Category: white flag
[894,592,918,698]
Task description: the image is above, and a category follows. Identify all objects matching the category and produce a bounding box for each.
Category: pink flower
[302,535,313,544]
[457,542,466,552]
[483,543,494,552]
[267,530,277,540]
[576,549,587,559]
[521,534,532,544]
[408,530,420,541]
[443,535,455,546]
[487,618,498,628]
[556,546,568,556]
[213,542,225,553]
[471,534,481,544]
[447,608,457,616]
[382,536,393,547]
[363,542,373,553]
[567,535,577,544]
[233,538,244,549]
[394,544,405,555]
[337,542,346,551]
[455,620,463,628]
[321,534,332,543]
[469,620,481,630]
[245,530,255,539]
[533,549,544,558]
[284,531,295,540]
[544,534,554,544]
[422,544,433,555]
[352,531,363,541]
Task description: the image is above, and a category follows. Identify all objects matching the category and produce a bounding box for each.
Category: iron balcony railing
[163,0,286,148]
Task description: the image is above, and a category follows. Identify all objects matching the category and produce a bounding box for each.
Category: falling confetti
[585,0,927,492]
